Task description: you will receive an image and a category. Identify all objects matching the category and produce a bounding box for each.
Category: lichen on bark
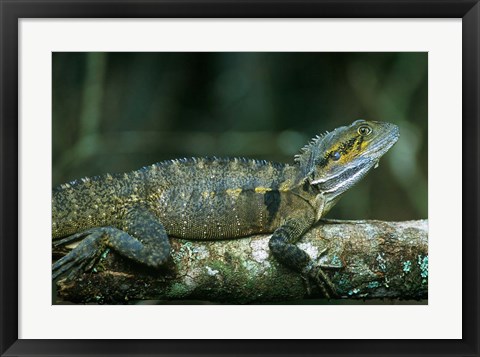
[54,219,428,304]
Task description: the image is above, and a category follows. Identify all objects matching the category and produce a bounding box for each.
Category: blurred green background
[52,52,427,221]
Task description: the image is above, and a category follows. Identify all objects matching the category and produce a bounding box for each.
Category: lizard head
[295,119,399,201]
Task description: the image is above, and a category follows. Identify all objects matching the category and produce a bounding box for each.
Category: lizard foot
[302,262,338,299]
[52,230,106,280]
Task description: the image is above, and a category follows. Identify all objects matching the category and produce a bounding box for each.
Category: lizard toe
[302,262,338,299]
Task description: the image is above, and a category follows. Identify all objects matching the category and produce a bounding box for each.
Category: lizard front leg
[52,205,171,279]
[268,214,337,298]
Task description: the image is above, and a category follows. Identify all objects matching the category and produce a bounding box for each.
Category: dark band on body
[264,190,281,224]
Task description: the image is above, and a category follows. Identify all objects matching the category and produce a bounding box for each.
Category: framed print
[50,51,428,305]
[1,1,478,356]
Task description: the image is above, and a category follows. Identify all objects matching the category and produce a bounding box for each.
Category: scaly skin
[52,120,399,297]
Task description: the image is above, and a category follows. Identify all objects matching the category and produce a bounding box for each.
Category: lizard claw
[300,273,312,296]
[302,262,338,299]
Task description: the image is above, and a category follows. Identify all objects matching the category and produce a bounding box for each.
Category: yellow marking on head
[337,149,358,165]
[327,135,366,166]
[254,186,272,194]
[226,188,242,198]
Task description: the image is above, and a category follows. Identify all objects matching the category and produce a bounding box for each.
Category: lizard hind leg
[52,207,172,279]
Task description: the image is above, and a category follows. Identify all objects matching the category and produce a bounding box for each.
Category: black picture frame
[1,1,478,356]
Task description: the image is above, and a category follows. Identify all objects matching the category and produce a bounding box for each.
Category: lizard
[52,119,399,297]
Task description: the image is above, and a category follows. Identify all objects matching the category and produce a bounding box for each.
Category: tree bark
[54,219,428,304]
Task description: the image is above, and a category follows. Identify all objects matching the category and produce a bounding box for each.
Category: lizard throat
[311,159,375,197]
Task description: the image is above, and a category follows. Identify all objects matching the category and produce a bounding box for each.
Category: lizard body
[52,120,399,296]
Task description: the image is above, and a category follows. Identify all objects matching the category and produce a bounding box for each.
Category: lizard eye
[358,125,372,136]
[331,151,341,161]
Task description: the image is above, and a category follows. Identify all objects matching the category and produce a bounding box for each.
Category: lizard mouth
[364,125,399,163]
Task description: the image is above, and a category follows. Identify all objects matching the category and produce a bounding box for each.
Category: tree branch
[54,219,428,304]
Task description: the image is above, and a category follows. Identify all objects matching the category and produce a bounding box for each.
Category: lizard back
[52,157,313,241]
[143,157,311,239]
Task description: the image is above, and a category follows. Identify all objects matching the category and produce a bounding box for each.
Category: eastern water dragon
[52,120,399,297]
